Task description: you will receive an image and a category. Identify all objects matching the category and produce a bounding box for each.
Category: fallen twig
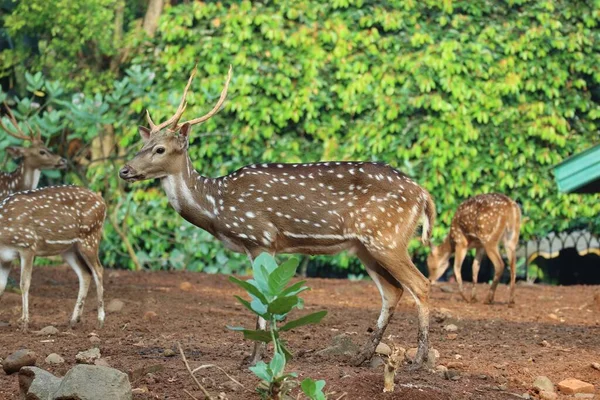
[178,342,214,400]
[192,364,245,390]
[184,389,199,400]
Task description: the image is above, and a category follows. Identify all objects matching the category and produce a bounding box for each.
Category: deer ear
[179,123,192,140]
[138,126,151,142]
[6,146,24,158]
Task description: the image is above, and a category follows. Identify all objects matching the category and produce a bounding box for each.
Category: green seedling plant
[228,253,327,399]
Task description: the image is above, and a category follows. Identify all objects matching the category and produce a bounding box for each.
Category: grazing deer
[119,66,436,368]
[0,186,107,331]
[0,102,67,200]
[427,193,521,304]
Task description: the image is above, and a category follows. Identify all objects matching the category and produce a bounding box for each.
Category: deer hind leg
[369,248,430,370]
[62,250,92,328]
[470,248,485,302]
[351,248,404,366]
[18,252,35,332]
[245,248,269,366]
[453,244,469,302]
[484,244,505,304]
[0,261,12,297]
[76,244,105,329]
[503,233,518,305]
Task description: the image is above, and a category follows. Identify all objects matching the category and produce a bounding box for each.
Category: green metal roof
[553,143,600,194]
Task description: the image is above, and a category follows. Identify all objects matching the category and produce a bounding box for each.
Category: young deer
[0,186,107,331]
[119,66,436,368]
[427,193,521,304]
[0,102,67,200]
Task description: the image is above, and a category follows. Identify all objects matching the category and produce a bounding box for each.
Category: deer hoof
[469,296,478,303]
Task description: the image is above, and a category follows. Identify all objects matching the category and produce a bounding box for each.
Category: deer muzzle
[119,165,144,182]
[56,158,68,169]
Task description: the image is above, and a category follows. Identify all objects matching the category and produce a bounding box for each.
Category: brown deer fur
[119,67,436,368]
[427,193,521,304]
[0,186,107,330]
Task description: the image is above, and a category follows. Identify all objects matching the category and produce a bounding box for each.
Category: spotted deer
[119,66,436,368]
[0,102,67,200]
[0,186,107,331]
[427,193,521,304]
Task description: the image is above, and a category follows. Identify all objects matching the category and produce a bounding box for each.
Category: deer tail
[421,190,436,246]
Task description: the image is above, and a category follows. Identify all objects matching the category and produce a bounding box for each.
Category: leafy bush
[228,253,327,399]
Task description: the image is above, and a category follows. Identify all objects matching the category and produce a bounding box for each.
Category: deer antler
[0,102,36,142]
[144,65,232,134]
[176,65,232,130]
[145,67,198,133]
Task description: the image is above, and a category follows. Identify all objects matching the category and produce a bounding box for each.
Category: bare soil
[1,266,599,399]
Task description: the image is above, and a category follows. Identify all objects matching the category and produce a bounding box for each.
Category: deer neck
[437,236,453,263]
[21,162,41,191]
[160,155,219,233]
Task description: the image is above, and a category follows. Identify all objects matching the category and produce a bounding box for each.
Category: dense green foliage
[1,0,599,273]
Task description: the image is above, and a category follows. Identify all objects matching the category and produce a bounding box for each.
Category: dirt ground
[0,266,599,400]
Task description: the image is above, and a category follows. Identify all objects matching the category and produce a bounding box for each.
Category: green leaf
[280,311,328,332]
[267,257,299,295]
[267,295,300,315]
[269,351,285,377]
[226,327,273,343]
[301,378,326,400]
[229,276,268,305]
[233,295,265,317]
[279,280,309,297]
[249,361,272,382]
[254,252,278,274]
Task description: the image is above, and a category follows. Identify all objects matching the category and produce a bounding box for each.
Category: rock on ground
[52,364,132,400]
[404,347,439,369]
[45,353,65,365]
[557,378,595,394]
[533,376,554,393]
[3,349,37,374]
[375,342,391,356]
[75,348,101,364]
[106,299,125,313]
[37,326,59,336]
[444,324,458,332]
[19,366,62,400]
[539,391,558,400]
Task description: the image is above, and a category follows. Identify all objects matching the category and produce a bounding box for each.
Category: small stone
[478,375,488,380]
[445,369,460,380]
[132,386,149,394]
[89,336,101,344]
[494,362,509,370]
[539,391,558,400]
[574,394,595,399]
[548,313,559,320]
[521,393,531,399]
[447,333,458,340]
[222,381,241,392]
[3,349,36,374]
[446,362,464,370]
[179,281,193,291]
[52,364,132,400]
[76,347,101,364]
[106,299,125,313]
[497,384,508,391]
[375,342,391,356]
[426,348,440,369]
[404,348,418,363]
[95,358,111,367]
[163,349,176,357]
[592,362,600,371]
[45,353,65,365]
[129,364,164,382]
[433,308,453,322]
[540,340,550,347]
[533,376,554,393]
[370,356,385,369]
[18,366,62,399]
[435,365,448,374]
[143,311,158,321]
[37,325,59,336]
[557,378,594,394]
[454,354,462,360]
[443,324,458,332]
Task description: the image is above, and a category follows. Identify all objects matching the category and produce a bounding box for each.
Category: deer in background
[119,66,436,369]
[0,186,107,331]
[427,193,521,304]
[0,102,67,200]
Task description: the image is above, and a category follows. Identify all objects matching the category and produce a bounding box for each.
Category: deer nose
[119,165,132,179]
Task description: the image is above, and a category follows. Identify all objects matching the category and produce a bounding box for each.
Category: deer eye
[39,150,47,156]
[155,147,165,154]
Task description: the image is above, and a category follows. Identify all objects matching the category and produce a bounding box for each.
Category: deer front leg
[470,249,485,302]
[452,246,469,302]
[484,245,505,304]
[247,316,267,366]
[18,252,35,332]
